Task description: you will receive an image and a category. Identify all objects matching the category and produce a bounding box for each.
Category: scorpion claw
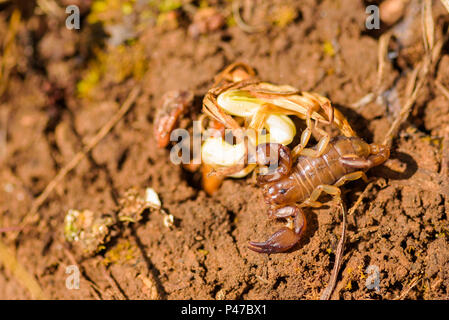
[248,227,301,253]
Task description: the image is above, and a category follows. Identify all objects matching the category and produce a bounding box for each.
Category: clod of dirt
[188,8,225,38]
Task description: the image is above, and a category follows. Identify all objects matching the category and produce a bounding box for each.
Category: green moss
[77,43,147,98]
[88,0,136,24]
[103,240,137,266]
[157,0,182,13]
[88,0,108,23]
[77,68,101,98]
[226,14,236,27]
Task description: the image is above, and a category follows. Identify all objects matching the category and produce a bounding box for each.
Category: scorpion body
[262,136,388,206]
[248,136,390,253]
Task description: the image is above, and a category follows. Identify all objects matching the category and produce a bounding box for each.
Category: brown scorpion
[248,137,389,253]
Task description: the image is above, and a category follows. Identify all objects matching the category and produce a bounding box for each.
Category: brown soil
[0,0,449,300]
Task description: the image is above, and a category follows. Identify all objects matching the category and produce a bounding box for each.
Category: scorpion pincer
[248,136,390,254]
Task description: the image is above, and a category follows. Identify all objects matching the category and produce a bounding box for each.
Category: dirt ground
[0,0,449,300]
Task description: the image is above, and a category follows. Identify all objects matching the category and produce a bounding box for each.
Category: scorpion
[154,62,390,254]
[247,137,389,253]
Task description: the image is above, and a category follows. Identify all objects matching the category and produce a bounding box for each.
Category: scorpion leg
[248,104,270,131]
[292,122,331,159]
[213,62,256,85]
[248,205,306,253]
[301,184,342,208]
[291,97,332,159]
[334,171,369,187]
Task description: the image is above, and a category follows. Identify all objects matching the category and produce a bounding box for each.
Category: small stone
[145,188,162,209]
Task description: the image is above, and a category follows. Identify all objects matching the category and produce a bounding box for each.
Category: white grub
[201,137,246,167]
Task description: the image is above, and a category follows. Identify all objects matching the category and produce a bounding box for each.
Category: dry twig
[395,276,420,300]
[320,200,347,300]
[376,32,393,94]
[348,182,376,216]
